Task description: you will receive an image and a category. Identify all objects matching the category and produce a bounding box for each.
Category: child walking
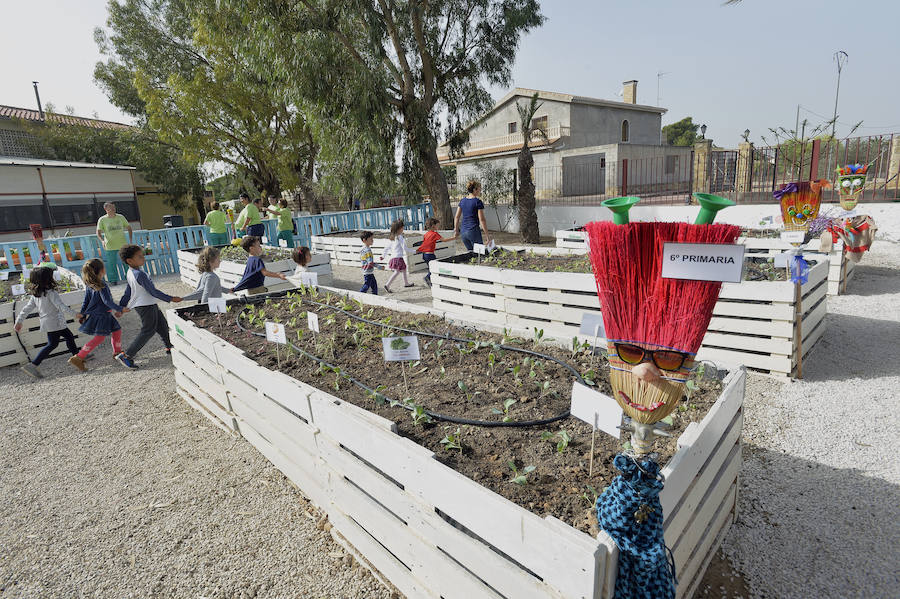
[116,245,183,369]
[69,259,126,372]
[291,246,312,275]
[416,217,457,287]
[181,246,224,305]
[231,236,287,294]
[359,231,378,294]
[381,219,415,293]
[14,267,81,378]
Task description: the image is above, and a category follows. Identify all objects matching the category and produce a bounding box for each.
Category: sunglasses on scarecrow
[613,342,691,372]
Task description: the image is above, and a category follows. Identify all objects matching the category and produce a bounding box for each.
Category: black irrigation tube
[231,293,581,427]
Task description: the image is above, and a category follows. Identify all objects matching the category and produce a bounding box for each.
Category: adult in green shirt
[265,197,295,248]
[234,192,264,237]
[96,202,132,284]
[204,201,230,246]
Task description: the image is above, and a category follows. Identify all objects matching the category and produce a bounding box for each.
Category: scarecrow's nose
[632,362,662,382]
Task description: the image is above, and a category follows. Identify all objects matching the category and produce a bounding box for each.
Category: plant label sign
[0,271,8,280]
[486,239,496,252]
[382,335,420,361]
[265,321,287,344]
[579,312,605,340]
[307,311,320,333]
[780,230,806,244]
[661,242,744,283]
[472,243,487,255]
[207,297,227,313]
[278,238,288,248]
[11,284,26,296]
[570,381,622,439]
[52,270,62,281]
[299,271,318,287]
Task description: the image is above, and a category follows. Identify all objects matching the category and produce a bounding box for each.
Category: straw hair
[81,258,107,291]
[609,361,684,424]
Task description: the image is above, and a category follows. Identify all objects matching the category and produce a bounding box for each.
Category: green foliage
[541,429,572,453]
[662,117,701,146]
[491,398,517,422]
[440,426,466,455]
[508,461,536,485]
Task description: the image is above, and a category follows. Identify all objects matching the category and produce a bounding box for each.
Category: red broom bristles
[585,221,742,353]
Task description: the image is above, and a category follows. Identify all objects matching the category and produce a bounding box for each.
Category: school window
[665,155,678,175]
[621,120,630,142]
[508,122,517,134]
[531,115,548,133]
[48,195,97,226]
[0,198,48,232]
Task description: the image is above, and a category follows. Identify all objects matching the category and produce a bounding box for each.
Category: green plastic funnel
[602,196,641,225]
[693,193,735,224]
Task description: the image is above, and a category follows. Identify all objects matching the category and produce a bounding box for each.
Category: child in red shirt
[416,217,457,287]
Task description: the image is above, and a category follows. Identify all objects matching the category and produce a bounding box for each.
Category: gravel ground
[711,240,900,599]
[0,281,393,599]
[2,241,899,599]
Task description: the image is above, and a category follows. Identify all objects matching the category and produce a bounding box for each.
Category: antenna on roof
[32,81,45,121]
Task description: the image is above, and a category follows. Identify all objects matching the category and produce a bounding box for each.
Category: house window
[665,155,678,175]
[508,122,517,135]
[531,115,548,133]
[621,120,630,142]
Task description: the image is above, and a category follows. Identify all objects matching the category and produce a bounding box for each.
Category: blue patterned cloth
[596,454,676,599]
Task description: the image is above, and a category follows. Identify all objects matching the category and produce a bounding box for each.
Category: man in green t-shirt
[265,196,295,248]
[204,201,230,246]
[96,202,133,284]
[234,192,264,238]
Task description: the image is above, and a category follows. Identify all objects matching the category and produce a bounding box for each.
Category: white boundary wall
[168,291,745,599]
[0,268,86,367]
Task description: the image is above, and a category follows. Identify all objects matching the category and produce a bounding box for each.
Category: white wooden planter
[739,235,855,296]
[431,254,827,378]
[168,290,745,599]
[311,230,456,273]
[555,228,588,249]
[0,268,86,368]
[176,248,333,292]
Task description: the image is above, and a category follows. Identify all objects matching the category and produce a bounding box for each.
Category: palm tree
[515,93,547,244]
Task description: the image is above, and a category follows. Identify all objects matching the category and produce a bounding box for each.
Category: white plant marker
[265,320,287,367]
[383,335,420,397]
[208,297,226,323]
[11,284,26,296]
[570,381,623,477]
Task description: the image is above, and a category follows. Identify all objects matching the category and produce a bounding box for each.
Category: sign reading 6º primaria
[661,242,744,283]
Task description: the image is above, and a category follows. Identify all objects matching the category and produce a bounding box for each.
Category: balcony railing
[438,125,570,159]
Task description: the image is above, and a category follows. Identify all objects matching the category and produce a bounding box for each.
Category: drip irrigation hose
[231,293,581,427]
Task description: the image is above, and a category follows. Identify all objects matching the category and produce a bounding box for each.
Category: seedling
[440,426,466,455]
[541,429,572,453]
[487,352,497,377]
[580,484,600,506]
[457,380,480,402]
[535,379,554,399]
[406,399,432,426]
[438,365,446,380]
[433,338,446,361]
[366,384,388,406]
[532,328,544,349]
[491,398,517,422]
[508,364,522,386]
[508,461,536,485]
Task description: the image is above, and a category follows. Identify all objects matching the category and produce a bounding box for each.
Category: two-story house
[439,81,691,199]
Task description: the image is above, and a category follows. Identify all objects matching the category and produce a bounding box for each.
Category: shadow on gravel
[802,313,900,382]
[844,265,900,296]
[726,445,900,599]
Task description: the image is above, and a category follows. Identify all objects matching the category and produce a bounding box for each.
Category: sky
[2,0,899,148]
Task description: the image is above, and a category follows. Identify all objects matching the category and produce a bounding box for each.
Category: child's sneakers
[21,363,43,379]
[115,352,139,370]
[68,355,87,372]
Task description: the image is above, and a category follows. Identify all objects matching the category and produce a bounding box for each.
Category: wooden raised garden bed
[311,230,456,273]
[0,268,86,368]
[740,234,854,296]
[431,250,827,378]
[168,289,745,599]
[176,246,333,292]
[555,228,588,249]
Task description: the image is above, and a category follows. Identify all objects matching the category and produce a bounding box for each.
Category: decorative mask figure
[584,221,742,454]
[777,180,830,231]
[820,215,877,263]
[836,164,868,211]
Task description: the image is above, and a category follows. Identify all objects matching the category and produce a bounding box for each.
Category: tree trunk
[420,146,453,224]
[517,144,540,243]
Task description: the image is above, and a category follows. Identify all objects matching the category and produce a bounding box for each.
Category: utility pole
[832,51,848,140]
[657,71,669,145]
[795,104,800,135]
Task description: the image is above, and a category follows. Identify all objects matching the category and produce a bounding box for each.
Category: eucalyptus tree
[515,93,544,243]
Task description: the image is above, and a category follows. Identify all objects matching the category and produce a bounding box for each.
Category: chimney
[622,80,637,104]
[32,81,45,121]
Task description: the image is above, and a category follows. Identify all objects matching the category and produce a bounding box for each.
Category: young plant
[433,338,446,361]
[580,484,600,506]
[508,363,522,386]
[487,351,497,377]
[491,398,517,422]
[532,327,544,349]
[541,429,572,453]
[407,399,432,426]
[457,380,480,402]
[366,384,388,406]
[440,426,466,455]
[508,461,536,485]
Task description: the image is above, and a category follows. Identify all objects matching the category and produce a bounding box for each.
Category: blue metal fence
[0,203,433,277]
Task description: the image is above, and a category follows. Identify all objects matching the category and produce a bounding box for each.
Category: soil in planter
[468,249,788,281]
[185,292,723,534]
[217,245,294,264]
[317,230,428,243]
[0,272,78,303]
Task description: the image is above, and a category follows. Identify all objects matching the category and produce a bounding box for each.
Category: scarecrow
[820,215,877,263]
[776,179,830,231]
[835,164,868,211]
[585,199,741,599]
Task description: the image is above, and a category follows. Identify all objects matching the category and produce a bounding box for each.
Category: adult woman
[454,180,491,251]
[234,192,265,238]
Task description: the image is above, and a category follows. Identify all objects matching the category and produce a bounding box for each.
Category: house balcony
[438,125,570,163]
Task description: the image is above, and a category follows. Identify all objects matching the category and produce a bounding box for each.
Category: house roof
[0,157,136,170]
[0,105,132,130]
[491,87,667,118]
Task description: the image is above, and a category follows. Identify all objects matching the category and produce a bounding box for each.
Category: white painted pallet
[311,230,456,273]
[177,248,333,293]
[168,290,745,599]
[431,254,827,378]
[555,229,588,249]
[0,268,86,368]
[739,235,855,296]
